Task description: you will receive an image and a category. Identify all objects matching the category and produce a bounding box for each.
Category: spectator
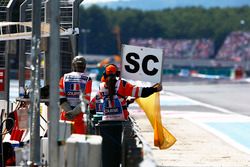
[129,38,214,59]
[216,31,250,61]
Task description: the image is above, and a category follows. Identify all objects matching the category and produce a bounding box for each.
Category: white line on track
[165,92,250,154]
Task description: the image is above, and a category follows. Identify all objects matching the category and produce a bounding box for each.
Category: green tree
[78,5,250,56]
[79,5,116,54]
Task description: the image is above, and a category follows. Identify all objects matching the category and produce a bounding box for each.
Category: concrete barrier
[65,134,102,167]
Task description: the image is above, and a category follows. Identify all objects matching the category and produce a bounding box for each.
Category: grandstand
[129,38,214,59]
[216,31,250,62]
[129,32,250,62]
[129,32,250,77]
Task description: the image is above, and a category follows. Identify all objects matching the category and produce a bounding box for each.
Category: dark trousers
[97,121,124,167]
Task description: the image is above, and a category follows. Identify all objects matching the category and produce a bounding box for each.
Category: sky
[82,0,250,10]
[84,0,120,2]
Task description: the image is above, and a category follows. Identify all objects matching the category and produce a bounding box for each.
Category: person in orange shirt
[59,56,92,134]
[89,63,162,120]
[89,64,162,167]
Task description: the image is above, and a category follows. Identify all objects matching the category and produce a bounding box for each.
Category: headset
[102,64,120,79]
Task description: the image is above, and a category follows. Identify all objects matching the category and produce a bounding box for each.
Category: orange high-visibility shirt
[59,72,92,106]
[89,79,142,119]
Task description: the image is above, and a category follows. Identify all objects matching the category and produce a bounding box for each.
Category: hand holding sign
[152,83,162,92]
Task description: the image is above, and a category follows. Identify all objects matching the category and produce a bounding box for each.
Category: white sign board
[121,44,163,83]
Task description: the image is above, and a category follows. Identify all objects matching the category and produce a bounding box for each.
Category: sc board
[121,44,163,83]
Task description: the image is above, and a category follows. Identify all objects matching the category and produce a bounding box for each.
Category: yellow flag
[136,92,176,149]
